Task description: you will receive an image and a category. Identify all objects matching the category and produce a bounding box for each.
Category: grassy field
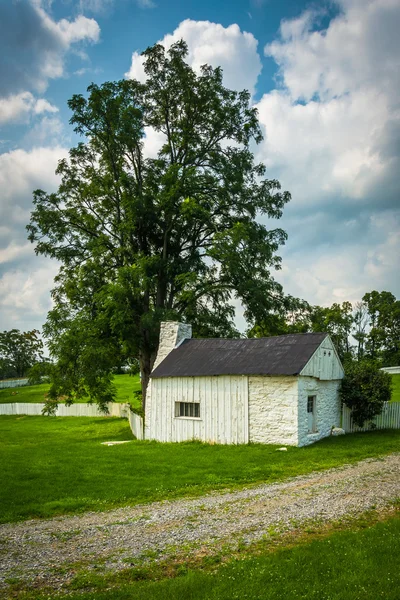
[0,373,141,404]
[392,373,400,402]
[13,511,400,600]
[1,415,399,524]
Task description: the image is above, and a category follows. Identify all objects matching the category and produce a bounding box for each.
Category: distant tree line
[0,329,44,380]
[248,290,400,367]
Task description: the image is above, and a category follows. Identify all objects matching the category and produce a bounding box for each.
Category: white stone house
[145,322,344,447]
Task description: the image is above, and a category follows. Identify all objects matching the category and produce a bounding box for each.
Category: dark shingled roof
[151,333,328,378]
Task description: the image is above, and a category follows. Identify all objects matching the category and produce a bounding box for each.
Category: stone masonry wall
[297,377,341,447]
[248,376,299,445]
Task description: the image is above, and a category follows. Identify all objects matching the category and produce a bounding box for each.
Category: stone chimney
[152,321,192,371]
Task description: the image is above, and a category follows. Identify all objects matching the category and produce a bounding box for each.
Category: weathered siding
[297,377,341,446]
[145,375,248,444]
[300,336,344,381]
[248,376,299,445]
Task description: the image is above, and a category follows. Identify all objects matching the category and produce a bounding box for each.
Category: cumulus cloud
[254,0,400,305]
[267,0,400,105]
[126,19,262,94]
[0,146,67,257]
[0,262,59,332]
[22,116,65,147]
[0,92,58,125]
[0,0,100,95]
[0,145,67,331]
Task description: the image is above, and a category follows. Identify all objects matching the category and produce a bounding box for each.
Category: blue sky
[0,0,399,333]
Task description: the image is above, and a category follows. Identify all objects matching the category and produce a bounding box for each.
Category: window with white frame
[175,402,200,418]
[307,395,317,433]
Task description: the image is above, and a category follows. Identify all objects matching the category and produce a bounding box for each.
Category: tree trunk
[139,348,156,414]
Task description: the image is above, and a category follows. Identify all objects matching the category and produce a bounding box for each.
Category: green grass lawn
[1,415,399,524]
[0,374,141,404]
[20,512,400,600]
[391,373,400,402]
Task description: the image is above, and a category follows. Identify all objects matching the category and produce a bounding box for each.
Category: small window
[307,395,317,433]
[175,402,200,418]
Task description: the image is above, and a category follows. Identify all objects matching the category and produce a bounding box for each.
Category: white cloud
[142,126,166,159]
[22,116,65,147]
[267,0,400,104]
[126,19,262,94]
[34,8,100,83]
[0,261,58,331]
[0,146,67,228]
[254,0,400,305]
[0,145,67,331]
[0,243,33,265]
[276,210,400,306]
[0,92,58,125]
[0,1,101,95]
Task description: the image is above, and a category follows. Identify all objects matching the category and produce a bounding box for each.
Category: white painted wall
[297,377,342,446]
[145,375,249,444]
[146,373,343,447]
[248,376,299,445]
[300,335,344,381]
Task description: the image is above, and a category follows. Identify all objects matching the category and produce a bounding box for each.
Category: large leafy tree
[27,41,291,410]
[0,329,44,379]
[363,291,400,366]
[248,299,354,362]
[309,301,353,361]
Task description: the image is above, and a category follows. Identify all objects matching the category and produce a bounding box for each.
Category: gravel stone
[1,453,399,592]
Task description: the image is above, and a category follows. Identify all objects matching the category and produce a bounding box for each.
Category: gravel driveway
[1,453,399,592]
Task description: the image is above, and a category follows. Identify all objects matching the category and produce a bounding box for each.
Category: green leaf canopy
[27,41,291,410]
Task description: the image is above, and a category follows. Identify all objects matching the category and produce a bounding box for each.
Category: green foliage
[0,329,44,379]
[340,360,392,427]
[27,41,290,409]
[248,299,354,362]
[309,301,353,361]
[247,296,311,337]
[363,290,400,366]
[0,374,141,405]
[27,359,53,385]
[249,291,400,367]
[1,414,399,523]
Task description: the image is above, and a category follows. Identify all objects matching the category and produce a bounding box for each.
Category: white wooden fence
[0,378,29,389]
[381,366,400,374]
[128,410,144,440]
[342,402,400,433]
[0,402,144,439]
